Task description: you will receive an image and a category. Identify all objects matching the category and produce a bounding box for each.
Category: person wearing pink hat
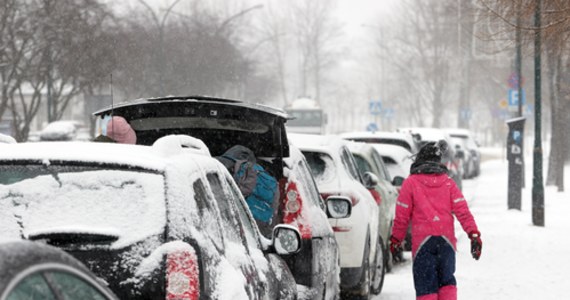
[93,116,137,144]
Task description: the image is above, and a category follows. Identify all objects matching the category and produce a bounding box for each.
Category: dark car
[0,240,118,300]
[0,139,305,299]
[93,96,349,300]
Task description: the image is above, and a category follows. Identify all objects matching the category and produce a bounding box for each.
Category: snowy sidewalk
[375,158,570,299]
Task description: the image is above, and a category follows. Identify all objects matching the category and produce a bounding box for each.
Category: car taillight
[283,182,311,239]
[368,189,382,206]
[166,249,199,300]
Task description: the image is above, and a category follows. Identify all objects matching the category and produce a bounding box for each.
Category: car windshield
[302,151,335,184]
[0,164,166,248]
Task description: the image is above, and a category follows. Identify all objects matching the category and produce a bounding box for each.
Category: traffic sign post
[508,89,526,112]
[369,100,382,116]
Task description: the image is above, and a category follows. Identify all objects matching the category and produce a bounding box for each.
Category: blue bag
[234,161,278,224]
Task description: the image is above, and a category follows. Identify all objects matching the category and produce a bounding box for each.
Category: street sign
[460,107,472,121]
[499,99,508,109]
[508,89,526,112]
[508,73,524,89]
[383,108,395,119]
[369,100,382,116]
[366,122,378,132]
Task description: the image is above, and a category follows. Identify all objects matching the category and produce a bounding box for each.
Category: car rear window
[302,151,335,184]
[0,164,166,248]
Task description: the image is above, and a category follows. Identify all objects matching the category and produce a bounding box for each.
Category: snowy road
[375,158,570,299]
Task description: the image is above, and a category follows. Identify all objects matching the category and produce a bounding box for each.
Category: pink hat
[106,116,136,144]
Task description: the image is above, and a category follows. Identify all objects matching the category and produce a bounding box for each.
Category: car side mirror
[272,225,302,255]
[392,176,404,187]
[362,172,379,189]
[325,196,352,219]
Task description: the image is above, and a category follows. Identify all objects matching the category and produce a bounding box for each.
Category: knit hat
[415,139,448,163]
[106,116,136,144]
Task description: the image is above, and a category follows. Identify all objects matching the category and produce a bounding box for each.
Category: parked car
[0,137,308,299]
[289,133,382,299]
[368,144,414,252]
[370,144,414,181]
[39,120,89,142]
[341,131,421,154]
[0,240,118,300]
[347,142,402,287]
[93,96,348,300]
[445,128,481,178]
[398,127,464,190]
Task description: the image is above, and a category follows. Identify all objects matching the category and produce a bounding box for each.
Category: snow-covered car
[281,146,347,300]
[0,136,304,299]
[398,127,464,190]
[370,144,414,252]
[341,131,421,154]
[93,96,348,300]
[0,240,118,300]
[39,120,89,142]
[289,133,382,299]
[370,144,414,181]
[445,128,481,178]
[348,142,400,282]
[0,134,16,144]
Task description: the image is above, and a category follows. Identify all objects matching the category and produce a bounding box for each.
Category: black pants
[413,236,456,297]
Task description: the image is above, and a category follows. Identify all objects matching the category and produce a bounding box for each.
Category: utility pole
[532,0,544,227]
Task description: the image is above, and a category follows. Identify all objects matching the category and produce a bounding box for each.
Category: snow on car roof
[0,133,16,144]
[444,128,472,138]
[399,127,449,142]
[371,143,414,162]
[0,141,184,171]
[287,133,348,154]
[341,130,414,141]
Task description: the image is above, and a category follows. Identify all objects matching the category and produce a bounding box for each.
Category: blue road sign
[508,89,526,107]
[383,108,395,119]
[460,107,472,121]
[366,122,378,132]
[369,100,382,116]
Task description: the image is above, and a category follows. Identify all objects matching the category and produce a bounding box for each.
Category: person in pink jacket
[390,140,482,300]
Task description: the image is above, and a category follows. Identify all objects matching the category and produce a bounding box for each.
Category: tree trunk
[545,44,564,191]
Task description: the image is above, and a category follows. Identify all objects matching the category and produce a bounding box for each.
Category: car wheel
[371,236,386,295]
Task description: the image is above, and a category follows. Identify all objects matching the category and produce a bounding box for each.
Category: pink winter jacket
[391,173,478,258]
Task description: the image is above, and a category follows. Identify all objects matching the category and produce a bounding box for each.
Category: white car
[289,133,381,299]
[370,143,414,180]
[341,131,420,154]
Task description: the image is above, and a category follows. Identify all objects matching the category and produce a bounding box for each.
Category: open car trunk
[94,96,290,179]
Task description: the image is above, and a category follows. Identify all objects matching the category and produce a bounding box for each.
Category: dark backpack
[217,146,278,224]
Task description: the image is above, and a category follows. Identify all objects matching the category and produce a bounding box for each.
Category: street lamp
[137,0,187,95]
[215,4,264,36]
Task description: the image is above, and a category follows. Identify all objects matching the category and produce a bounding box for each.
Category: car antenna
[110,73,114,133]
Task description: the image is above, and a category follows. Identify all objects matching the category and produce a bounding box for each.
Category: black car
[93,96,349,300]
[0,140,304,299]
[0,240,118,300]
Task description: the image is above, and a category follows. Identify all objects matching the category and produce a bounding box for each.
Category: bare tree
[480,0,570,191]
[290,0,342,105]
